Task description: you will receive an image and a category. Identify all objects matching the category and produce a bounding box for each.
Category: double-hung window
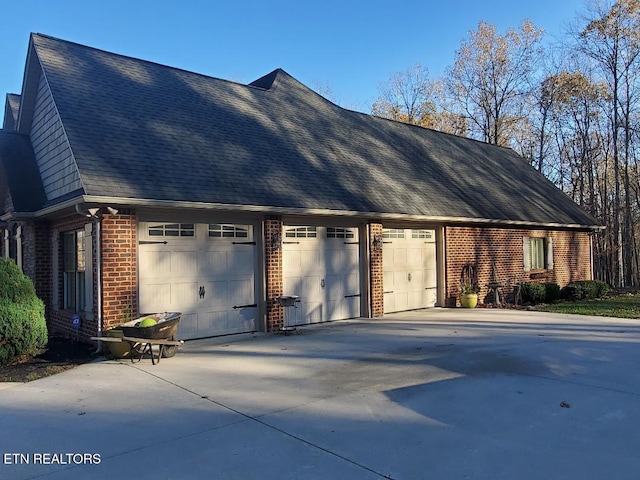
[63,230,86,311]
[523,236,553,271]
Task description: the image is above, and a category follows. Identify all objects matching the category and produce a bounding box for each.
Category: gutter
[28,194,604,232]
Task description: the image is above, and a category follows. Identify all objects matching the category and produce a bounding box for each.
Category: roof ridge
[31,33,271,92]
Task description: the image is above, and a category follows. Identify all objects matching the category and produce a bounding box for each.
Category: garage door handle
[232,241,256,245]
[233,303,257,309]
[408,273,412,281]
[384,291,394,294]
[139,240,168,245]
[199,286,205,299]
[344,294,361,298]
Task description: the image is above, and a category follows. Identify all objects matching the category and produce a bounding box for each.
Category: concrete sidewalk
[2,308,640,479]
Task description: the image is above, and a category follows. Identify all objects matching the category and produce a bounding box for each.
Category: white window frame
[523,236,553,271]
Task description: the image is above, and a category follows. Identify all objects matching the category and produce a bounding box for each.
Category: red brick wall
[369,223,384,317]
[445,226,592,306]
[101,211,137,331]
[265,217,284,331]
[33,220,52,320]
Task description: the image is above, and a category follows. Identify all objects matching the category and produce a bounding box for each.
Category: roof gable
[0,131,47,214]
[28,33,598,228]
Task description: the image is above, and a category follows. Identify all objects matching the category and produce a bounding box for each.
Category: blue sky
[1,0,585,113]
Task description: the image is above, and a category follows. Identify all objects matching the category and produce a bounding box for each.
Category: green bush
[519,282,560,304]
[560,280,610,300]
[0,258,47,365]
[543,282,561,303]
[520,282,546,304]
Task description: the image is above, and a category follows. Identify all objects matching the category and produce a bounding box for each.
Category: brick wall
[265,217,284,331]
[369,223,384,317]
[101,210,137,331]
[33,220,52,320]
[445,226,592,306]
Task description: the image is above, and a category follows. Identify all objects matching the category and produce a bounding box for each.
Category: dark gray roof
[3,94,20,131]
[0,130,47,213]
[30,33,598,228]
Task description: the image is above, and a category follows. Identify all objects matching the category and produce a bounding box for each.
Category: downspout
[94,218,102,353]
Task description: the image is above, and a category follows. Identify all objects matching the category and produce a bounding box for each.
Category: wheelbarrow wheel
[161,337,179,358]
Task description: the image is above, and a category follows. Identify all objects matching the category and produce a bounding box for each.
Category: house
[0,33,600,341]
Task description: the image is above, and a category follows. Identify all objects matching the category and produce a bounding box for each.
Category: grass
[539,293,640,319]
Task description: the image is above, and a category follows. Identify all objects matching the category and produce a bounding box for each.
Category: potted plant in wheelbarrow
[459,263,480,308]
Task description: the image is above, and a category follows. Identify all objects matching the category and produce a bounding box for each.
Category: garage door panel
[228,279,253,305]
[172,282,199,306]
[172,251,198,275]
[202,251,227,273]
[140,251,171,277]
[140,283,171,312]
[139,222,257,340]
[407,248,423,266]
[344,273,359,295]
[283,225,360,326]
[383,228,437,314]
[230,250,254,275]
[205,280,228,304]
[177,312,198,338]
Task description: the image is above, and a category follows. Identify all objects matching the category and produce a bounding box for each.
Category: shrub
[543,282,561,303]
[560,280,610,300]
[520,282,546,304]
[518,282,560,304]
[0,258,47,365]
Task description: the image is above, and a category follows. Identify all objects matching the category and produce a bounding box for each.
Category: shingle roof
[30,33,598,228]
[0,130,47,213]
[3,94,20,131]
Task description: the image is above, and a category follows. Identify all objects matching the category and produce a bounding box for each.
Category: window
[382,229,405,239]
[411,229,433,239]
[63,230,86,311]
[208,224,249,238]
[524,236,553,271]
[326,227,355,239]
[285,227,317,238]
[148,223,194,237]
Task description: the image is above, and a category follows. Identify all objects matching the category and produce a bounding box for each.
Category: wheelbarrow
[93,312,184,365]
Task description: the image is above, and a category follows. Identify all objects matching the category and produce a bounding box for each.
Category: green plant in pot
[459,263,480,308]
[104,327,132,358]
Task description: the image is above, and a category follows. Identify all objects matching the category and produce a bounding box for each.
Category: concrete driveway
[2,308,640,480]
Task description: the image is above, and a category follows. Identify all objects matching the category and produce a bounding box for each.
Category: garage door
[282,226,360,326]
[138,222,257,339]
[383,228,437,313]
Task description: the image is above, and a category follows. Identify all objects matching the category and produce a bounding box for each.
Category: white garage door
[383,228,437,313]
[138,222,257,340]
[282,226,361,326]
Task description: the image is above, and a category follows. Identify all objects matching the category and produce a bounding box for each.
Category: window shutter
[523,236,531,271]
[546,237,554,270]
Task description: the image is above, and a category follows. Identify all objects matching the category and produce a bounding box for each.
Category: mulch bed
[0,336,99,383]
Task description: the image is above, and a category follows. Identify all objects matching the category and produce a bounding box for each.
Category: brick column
[369,223,384,317]
[101,210,137,330]
[265,217,284,332]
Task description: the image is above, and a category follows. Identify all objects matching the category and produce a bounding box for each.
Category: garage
[282,226,361,326]
[383,228,437,313]
[138,222,258,339]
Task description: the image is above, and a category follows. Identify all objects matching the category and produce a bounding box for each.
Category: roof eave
[28,195,602,231]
